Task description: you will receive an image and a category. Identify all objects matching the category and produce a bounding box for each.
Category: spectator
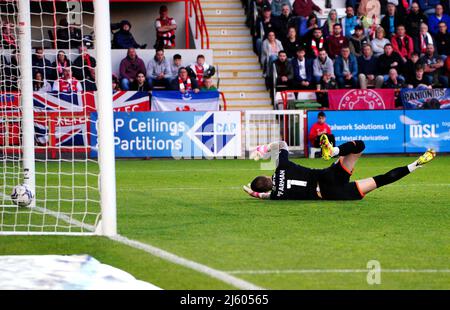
[32,47,52,81]
[188,54,215,88]
[200,76,217,91]
[51,50,71,81]
[420,44,448,86]
[170,67,199,93]
[271,0,292,17]
[446,56,450,78]
[299,13,319,37]
[119,47,146,91]
[404,52,422,80]
[146,48,171,89]
[292,0,322,18]
[130,72,151,91]
[275,4,296,39]
[414,23,434,56]
[112,74,121,93]
[391,25,414,62]
[254,6,279,56]
[304,27,326,58]
[155,5,177,49]
[112,20,145,49]
[170,54,183,81]
[261,31,284,74]
[1,22,16,49]
[316,70,338,107]
[308,111,335,148]
[291,47,314,89]
[428,4,450,35]
[56,18,82,49]
[407,65,432,88]
[334,46,358,88]
[32,71,52,92]
[283,27,302,59]
[405,2,428,39]
[8,50,20,91]
[342,6,360,38]
[313,48,334,83]
[435,22,450,57]
[349,25,370,57]
[273,50,294,89]
[377,43,405,82]
[358,0,381,21]
[382,68,405,88]
[417,0,440,15]
[72,45,97,91]
[380,2,404,39]
[322,9,339,38]
[327,24,349,59]
[53,67,82,93]
[358,44,384,88]
[371,27,390,57]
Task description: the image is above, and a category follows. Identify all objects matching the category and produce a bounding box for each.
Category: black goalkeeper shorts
[318,158,365,200]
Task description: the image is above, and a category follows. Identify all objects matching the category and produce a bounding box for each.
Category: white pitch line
[226,269,450,275]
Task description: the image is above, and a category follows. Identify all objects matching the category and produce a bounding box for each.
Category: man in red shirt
[292,0,323,18]
[326,24,349,59]
[391,25,414,62]
[309,111,335,148]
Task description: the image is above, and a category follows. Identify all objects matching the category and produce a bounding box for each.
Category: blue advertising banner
[307,110,404,153]
[90,111,242,158]
[400,88,450,109]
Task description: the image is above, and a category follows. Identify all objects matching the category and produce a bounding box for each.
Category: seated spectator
[72,45,97,91]
[112,20,146,49]
[428,4,450,36]
[188,55,215,88]
[418,0,440,15]
[377,43,405,82]
[435,22,450,57]
[313,48,334,84]
[404,52,422,81]
[299,13,319,38]
[254,6,279,57]
[380,2,404,39]
[155,5,177,49]
[119,47,146,91]
[170,54,183,81]
[32,71,52,92]
[130,72,151,91]
[358,44,384,88]
[56,18,82,49]
[304,27,326,59]
[371,27,390,57]
[292,0,322,18]
[32,47,52,81]
[308,111,335,148]
[1,22,16,49]
[275,4,296,40]
[407,65,432,89]
[273,50,294,89]
[327,24,349,59]
[349,25,370,57]
[342,6,360,38]
[200,76,217,91]
[291,47,313,89]
[261,31,284,74]
[322,9,339,38]
[405,2,428,39]
[271,0,291,17]
[51,50,71,81]
[283,27,302,59]
[316,70,338,107]
[112,74,121,93]
[53,67,82,93]
[391,25,414,62]
[414,23,434,56]
[334,46,358,88]
[382,68,405,89]
[170,67,199,93]
[146,48,171,90]
[420,44,448,87]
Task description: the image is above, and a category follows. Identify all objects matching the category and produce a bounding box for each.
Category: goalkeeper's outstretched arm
[250,141,289,166]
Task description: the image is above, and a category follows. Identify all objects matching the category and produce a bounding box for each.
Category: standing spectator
[56,18,82,49]
[420,44,448,86]
[254,6,279,56]
[435,22,450,57]
[380,2,404,39]
[119,47,146,91]
[1,22,16,49]
[349,25,370,57]
[146,48,171,90]
[33,71,52,92]
[313,48,334,84]
[428,4,450,35]
[405,2,428,39]
[155,5,177,49]
[51,50,71,81]
[308,111,335,148]
[170,67,199,93]
[358,44,384,88]
[327,24,349,59]
[261,31,284,74]
[291,47,313,89]
[72,45,97,91]
[382,68,405,88]
[112,74,121,93]
[272,50,294,89]
[200,76,218,91]
[53,67,83,93]
[407,65,432,88]
[32,47,52,81]
[283,27,302,59]
[414,23,434,56]
[188,55,215,88]
[292,0,323,18]
[371,27,390,57]
[299,13,319,38]
[322,9,339,38]
[170,54,183,81]
[391,25,414,62]
[275,4,296,40]
[130,72,151,91]
[304,27,326,58]
[112,20,145,49]
[417,0,440,15]
[334,46,358,88]
[271,0,292,17]
[342,6,360,38]
[377,43,405,82]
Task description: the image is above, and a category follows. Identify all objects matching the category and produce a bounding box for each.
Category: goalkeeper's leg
[322,137,366,174]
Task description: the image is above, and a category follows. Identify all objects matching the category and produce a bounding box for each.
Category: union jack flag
[34,117,89,147]
[33,91,96,112]
[112,91,150,112]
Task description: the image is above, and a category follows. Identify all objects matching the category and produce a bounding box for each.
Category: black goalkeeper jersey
[270,149,322,200]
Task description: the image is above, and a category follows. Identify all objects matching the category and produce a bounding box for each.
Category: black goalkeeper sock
[338,140,365,156]
[373,166,410,188]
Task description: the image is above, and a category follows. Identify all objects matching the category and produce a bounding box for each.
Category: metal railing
[190,0,210,49]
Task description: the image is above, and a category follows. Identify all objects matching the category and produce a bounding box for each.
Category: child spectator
[130,72,151,91]
[146,48,171,90]
[155,5,177,49]
[188,55,215,88]
[170,54,183,80]
[201,76,218,91]
[404,52,421,81]
[308,111,335,148]
[53,67,83,93]
[112,20,146,49]
[407,65,432,89]
[334,46,358,88]
[119,48,146,90]
[112,74,121,93]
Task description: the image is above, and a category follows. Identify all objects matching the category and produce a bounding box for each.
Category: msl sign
[307,110,450,153]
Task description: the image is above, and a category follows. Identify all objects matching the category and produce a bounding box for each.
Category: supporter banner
[90,111,241,158]
[307,110,404,153]
[33,91,96,112]
[0,92,20,110]
[328,89,396,110]
[151,90,219,111]
[112,91,150,112]
[34,116,89,146]
[400,88,450,109]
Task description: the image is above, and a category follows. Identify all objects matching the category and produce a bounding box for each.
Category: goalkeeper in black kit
[243,135,436,200]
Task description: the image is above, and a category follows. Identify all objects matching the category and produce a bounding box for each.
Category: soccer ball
[11,184,34,207]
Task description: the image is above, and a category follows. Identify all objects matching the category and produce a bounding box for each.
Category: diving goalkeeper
[243,135,436,200]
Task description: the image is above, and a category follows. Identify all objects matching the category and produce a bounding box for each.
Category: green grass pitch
[1,156,449,289]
